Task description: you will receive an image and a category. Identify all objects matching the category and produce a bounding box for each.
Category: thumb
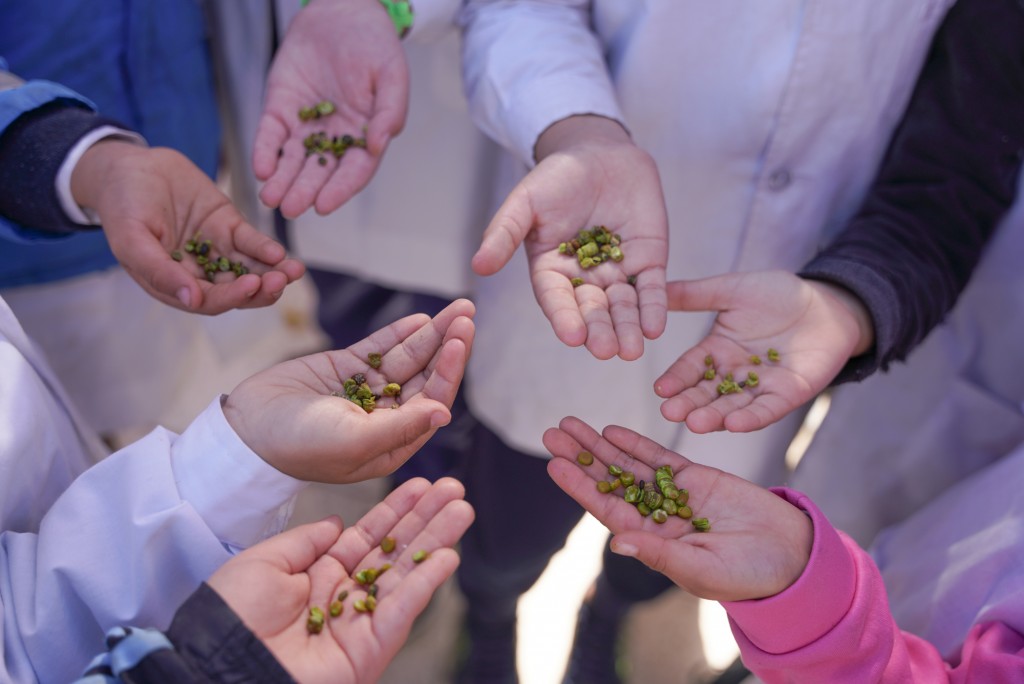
[471,184,536,276]
[666,274,740,314]
[609,531,676,579]
[243,516,345,571]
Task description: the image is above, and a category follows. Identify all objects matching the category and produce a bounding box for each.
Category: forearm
[458,0,623,166]
[724,489,1024,683]
[0,400,304,683]
[73,584,294,684]
[800,0,1024,382]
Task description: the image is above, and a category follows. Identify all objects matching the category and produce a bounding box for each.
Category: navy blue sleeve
[75,584,296,684]
[799,0,1024,383]
[0,102,130,234]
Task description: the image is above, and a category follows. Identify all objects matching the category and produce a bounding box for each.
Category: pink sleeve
[721,488,1024,683]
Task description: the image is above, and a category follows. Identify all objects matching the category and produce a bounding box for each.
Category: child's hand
[472,115,668,361]
[208,477,474,684]
[654,271,873,432]
[544,416,813,601]
[253,0,407,217]
[72,141,305,314]
[223,299,475,483]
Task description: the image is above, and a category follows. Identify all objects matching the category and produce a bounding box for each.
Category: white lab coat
[459,0,956,481]
[0,297,304,683]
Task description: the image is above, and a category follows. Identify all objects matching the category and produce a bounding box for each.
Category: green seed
[608,478,622,491]
[651,509,669,524]
[368,584,379,598]
[316,100,337,116]
[608,464,623,477]
[691,517,711,532]
[412,550,430,563]
[661,499,679,516]
[627,274,638,286]
[676,489,689,506]
[704,354,714,367]
[354,599,368,613]
[329,600,343,617]
[624,485,642,504]
[677,504,693,519]
[307,606,325,634]
[171,250,182,262]
[704,368,716,381]
[337,590,349,602]
[767,348,780,362]
[382,382,401,397]
[218,257,230,272]
[597,480,613,494]
[746,371,759,388]
[368,352,382,369]
[750,355,762,365]
[381,536,396,553]
[577,451,594,466]
[620,471,635,487]
[570,277,584,287]
[636,502,652,517]
[366,595,377,612]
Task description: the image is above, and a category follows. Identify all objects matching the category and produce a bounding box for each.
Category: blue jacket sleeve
[0,73,109,241]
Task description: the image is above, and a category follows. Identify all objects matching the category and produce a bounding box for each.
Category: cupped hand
[254,0,408,217]
[223,298,475,482]
[207,477,475,684]
[72,141,305,314]
[654,271,873,433]
[472,115,668,361]
[543,417,812,602]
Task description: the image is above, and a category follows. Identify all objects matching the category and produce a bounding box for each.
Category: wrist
[70,138,145,220]
[534,114,632,162]
[807,279,875,357]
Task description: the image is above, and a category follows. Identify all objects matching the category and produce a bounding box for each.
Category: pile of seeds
[330,353,403,413]
[579,452,710,532]
[558,225,624,271]
[295,100,368,166]
[306,535,433,634]
[172,233,250,282]
[702,350,779,396]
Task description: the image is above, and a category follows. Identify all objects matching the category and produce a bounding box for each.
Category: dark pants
[309,267,674,625]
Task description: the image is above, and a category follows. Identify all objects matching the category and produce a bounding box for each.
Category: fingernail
[176,287,191,308]
[430,412,449,428]
[610,541,637,557]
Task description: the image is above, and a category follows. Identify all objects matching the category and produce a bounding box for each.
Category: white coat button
[767,168,791,191]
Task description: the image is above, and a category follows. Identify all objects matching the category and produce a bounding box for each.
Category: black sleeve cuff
[120,583,296,684]
[0,102,131,234]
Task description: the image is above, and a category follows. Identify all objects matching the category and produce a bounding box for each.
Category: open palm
[208,477,475,683]
[223,299,475,482]
[473,139,668,360]
[654,271,866,433]
[254,0,408,218]
[543,417,812,602]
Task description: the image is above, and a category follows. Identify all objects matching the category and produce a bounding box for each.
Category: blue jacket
[0,0,221,287]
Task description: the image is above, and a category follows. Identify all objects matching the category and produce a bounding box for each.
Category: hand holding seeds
[207,477,474,684]
[544,417,813,602]
[70,141,305,314]
[471,115,668,361]
[253,0,408,217]
[222,298,475,482]
[653,271,874,433]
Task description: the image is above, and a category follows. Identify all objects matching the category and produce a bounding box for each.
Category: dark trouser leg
[454,419,586,682]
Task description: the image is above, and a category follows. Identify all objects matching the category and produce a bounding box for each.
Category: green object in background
[300,0,413,38]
